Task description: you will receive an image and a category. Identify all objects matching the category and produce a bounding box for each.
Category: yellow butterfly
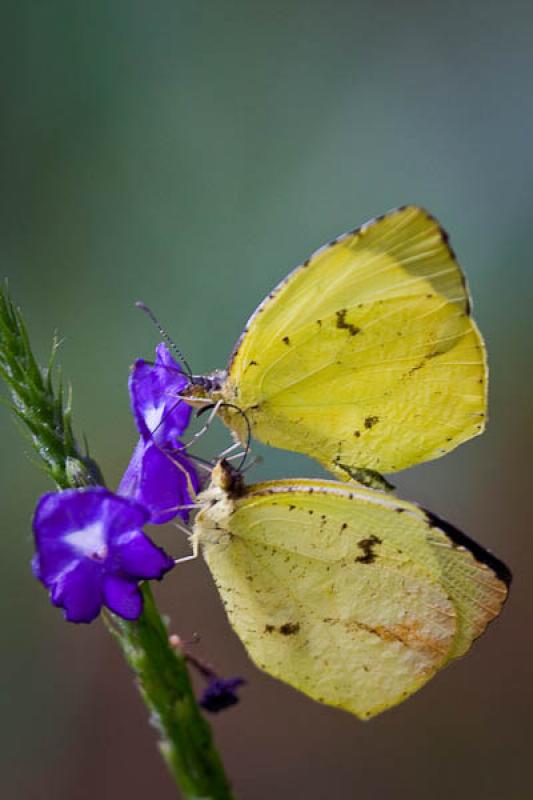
[192,460,509,719]
[187,206,486,483]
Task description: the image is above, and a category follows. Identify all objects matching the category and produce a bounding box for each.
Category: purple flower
[33,488,174,623]
[123,342,199,523]
[31,342,199,624]
[199,677,246,713]
[118,439,199,524]
[130,344,191,445]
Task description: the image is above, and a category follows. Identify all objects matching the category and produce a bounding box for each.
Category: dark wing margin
[425,509,512,587]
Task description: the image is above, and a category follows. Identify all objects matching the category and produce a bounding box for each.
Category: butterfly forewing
[222,206,486,475]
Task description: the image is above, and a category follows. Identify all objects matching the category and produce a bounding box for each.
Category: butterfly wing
[221,206,486,476]
[197,478,509,719]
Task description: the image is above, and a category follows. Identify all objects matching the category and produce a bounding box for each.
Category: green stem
[0,284,234,799]
[108,586,234,799]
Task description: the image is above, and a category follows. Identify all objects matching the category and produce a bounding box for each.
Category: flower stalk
[0,284,234,799]
[107,587,234,797]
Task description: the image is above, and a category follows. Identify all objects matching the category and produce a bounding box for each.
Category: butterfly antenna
[135,301,193,379]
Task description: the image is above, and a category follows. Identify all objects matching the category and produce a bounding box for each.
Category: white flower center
[144,402,165,435]
[64,521,108,561]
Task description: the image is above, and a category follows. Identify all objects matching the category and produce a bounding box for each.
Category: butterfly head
[182,371,227,408]
[210,458,245,497]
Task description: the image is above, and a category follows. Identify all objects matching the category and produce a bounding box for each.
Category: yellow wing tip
[366,204,446,228]
[368,204,459,264]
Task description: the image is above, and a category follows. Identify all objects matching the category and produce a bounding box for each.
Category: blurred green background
[1,2,531,798]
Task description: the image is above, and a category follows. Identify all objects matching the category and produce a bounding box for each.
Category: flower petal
[129,343,191,444]
[103,574,143,620]
[34,488,149,544]
[110,530,174,579]
[50,559,103,623]
[117,438,144,499]
[31,553,41,580]
[32,488,154,623]
[33,489,106,586]
[119,440,199,524]
[199,677,246,713]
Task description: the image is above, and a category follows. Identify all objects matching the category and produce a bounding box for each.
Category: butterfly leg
[157,445,200,501]
[172,525,200,565]
[217,440,242,459]
[224,450,247,463]
[181,399,223,450]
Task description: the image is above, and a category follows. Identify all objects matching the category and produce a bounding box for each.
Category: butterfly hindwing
[196,476,508,719]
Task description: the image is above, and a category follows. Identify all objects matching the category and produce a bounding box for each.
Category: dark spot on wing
[355,534,382,564]
[248,360,258,367]
[317,319,322,327]
[279,622,300,636]
[395,507,405,513]
[265,622,300,635]
[354,430,361,437]
[335,308,361,336]
[364,415,379,429]
[282,336,290,346]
